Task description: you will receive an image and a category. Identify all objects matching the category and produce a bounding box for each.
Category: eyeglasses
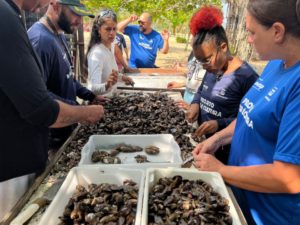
[197,47,220,66]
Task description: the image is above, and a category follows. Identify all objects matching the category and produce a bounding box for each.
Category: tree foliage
[84,0,222,35]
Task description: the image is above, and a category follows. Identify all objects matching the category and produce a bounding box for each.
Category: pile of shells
[51,92,196,176]
[91,144,161,164]
[59,180,138,225]
[148,175,232,225]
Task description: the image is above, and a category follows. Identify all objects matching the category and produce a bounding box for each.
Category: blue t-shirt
[28,22,95,147]
[124,25,164,68]
[28,22,95,105]
[192,62,258,130]
[229,60,300,225]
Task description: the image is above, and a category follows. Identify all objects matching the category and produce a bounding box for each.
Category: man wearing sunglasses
[117,12,169,68]
[28,0,107,154]
[0,0,104,221]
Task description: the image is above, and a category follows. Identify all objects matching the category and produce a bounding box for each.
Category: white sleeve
[87,47,106,94]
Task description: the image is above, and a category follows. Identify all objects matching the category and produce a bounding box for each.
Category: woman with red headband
[186,6,258,163]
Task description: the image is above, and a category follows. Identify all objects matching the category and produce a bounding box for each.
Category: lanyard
[44,16,74,67]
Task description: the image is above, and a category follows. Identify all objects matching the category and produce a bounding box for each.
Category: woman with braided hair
[186,6,258,164]
[86,9,133,95]
[193,1,300,224]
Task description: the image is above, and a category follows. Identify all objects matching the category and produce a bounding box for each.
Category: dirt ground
[155,37,192,68]
[126,36,267,74]
[84,34,267,74]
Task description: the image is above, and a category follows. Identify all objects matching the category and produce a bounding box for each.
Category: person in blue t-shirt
[192,1,300,225]
[28,0,107,151]
[186,6,258,164]
[117,12,169,68]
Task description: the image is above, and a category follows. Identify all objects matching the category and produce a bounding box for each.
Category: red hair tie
[189,6,223,36]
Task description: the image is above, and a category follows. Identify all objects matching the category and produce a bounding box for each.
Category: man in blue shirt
[28,0,106,151]
[117,12,169,68]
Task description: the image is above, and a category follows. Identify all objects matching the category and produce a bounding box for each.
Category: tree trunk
[225,0,257,60]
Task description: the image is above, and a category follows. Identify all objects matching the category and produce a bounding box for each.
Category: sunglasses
[98,9,117,19]
[138,20,146,25]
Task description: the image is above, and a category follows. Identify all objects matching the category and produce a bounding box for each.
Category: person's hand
[122,75,134,86]
[161,30,170,40]
[105,70,118,90]
[186,104,199,123]
[193,153,225,172]
[124,67,139,73]
[167,81,184,89]
[175,100,190,110]
[82,105,105,124]
[192,135,221,155]
[92,95,110,105]
[193,120,219,137]
[129,14,138,23]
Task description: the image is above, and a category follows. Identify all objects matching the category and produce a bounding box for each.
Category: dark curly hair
[189,6,228,49]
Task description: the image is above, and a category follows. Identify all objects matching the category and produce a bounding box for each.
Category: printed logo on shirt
[239,97,254,129]
[264,87,278,102]
[200,97,222,117]
[253,80,264,91]
[219,88,226,96]
[138,42,153,50]
[203,84,209,91]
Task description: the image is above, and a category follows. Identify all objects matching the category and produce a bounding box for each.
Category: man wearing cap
[117,12,170,68]
[0,0,104,221]
[28,0,104,153]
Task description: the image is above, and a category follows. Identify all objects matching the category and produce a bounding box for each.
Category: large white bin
[142,168,243,225]
[78,134,183,169]
[39,167,145,225]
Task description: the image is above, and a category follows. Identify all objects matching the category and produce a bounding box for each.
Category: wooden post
[77,23,86,83]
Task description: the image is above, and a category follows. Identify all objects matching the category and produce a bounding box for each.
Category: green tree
[85,0,222,35]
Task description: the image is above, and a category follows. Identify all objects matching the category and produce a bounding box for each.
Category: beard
[139,26,146,33]
[57,10,73,34]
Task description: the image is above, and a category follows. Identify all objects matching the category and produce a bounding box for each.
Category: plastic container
[142,168,243,225]
[78,134,183,169]
[38,167,144,225]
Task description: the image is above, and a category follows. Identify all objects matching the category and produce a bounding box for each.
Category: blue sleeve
[274,82,300,165]
[158,34,164,49]
[75,80,96,102]
[124,25,135,36]
[191,72,207,104]
[31,37,78,105]
[29,35,53,85]
[191,87,201,104]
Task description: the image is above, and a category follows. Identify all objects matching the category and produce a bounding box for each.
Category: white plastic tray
[38,167,145,225]
[78,134,183,169]
[142,168,243,225]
